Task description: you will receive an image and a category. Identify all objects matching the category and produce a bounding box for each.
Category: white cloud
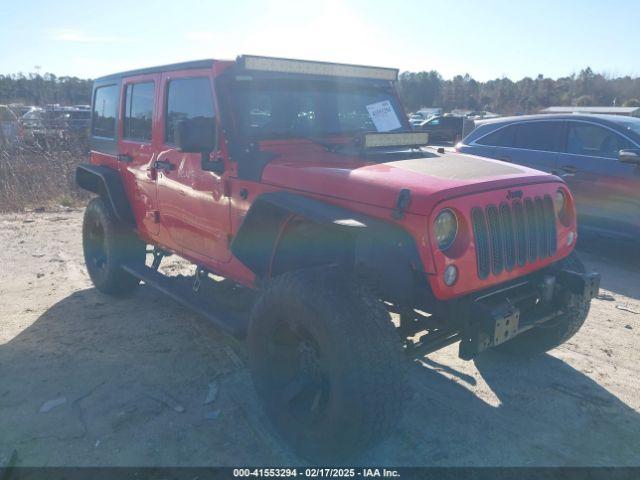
[51,29,123,44]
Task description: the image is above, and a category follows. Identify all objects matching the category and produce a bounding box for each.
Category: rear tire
[247,267,406,462]
[494,252,590,357]
[82,197,144,295]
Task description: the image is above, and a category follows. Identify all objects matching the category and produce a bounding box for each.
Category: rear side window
[123,82,154,141]
[566,122,634,159]
[513,121,562,152]
[476,124,517,147]
[92,85,118,138]
[165,77,215,143]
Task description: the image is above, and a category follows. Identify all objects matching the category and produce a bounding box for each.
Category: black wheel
[494,252,591,357]
[248,267,406,461]
[82,197,144,295]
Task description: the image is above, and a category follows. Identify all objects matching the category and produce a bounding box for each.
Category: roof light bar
[364,132,429,149]
[238,55,398,81]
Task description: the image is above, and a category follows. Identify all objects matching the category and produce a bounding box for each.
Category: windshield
[227,77,406,140]
[23,110,42,120]
[614,117,640,136]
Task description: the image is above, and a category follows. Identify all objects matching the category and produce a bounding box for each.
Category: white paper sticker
[366,100,402,132]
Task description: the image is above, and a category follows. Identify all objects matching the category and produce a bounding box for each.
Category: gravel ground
[0,208,639,466]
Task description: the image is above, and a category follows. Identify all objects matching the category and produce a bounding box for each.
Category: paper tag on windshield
[366,100,401,132]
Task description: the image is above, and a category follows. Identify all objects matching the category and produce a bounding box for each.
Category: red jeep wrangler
[76,55,600,460]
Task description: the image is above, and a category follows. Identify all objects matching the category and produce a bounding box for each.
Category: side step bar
[122,264,249,339]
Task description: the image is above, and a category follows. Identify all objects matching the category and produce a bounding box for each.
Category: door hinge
[223,179,231,198]
[153,210,160,223]
[392,188,411,220]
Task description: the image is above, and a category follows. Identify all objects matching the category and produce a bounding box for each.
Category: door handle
[560,165,578,174]
[154,159,175,172]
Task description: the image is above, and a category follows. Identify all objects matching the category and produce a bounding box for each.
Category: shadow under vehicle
[1,283,638,467]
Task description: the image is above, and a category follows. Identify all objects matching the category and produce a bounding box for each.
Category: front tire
[495,252,591,357]
[82,197,144,295]
[247,268,406,461]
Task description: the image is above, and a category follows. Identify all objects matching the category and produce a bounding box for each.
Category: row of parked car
[408,110,480,144]
[457,113,640,242]
[0,103,91,143]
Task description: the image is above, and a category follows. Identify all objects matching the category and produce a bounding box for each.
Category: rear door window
[123,82,154,141]
[513,121,563,152]
[92,84,119,138]
[566,122,634,159]
[165,77,215,144]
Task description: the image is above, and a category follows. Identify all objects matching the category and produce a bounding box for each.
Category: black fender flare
[75,164,135,225]
[231,191,424,304]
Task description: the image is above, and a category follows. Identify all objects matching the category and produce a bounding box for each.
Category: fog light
[567,231,575,246]
[444,264,458,286]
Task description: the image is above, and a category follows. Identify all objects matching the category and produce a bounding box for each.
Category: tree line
[398,67,640,114]
[1,68,640,115]
[0,73,92,107]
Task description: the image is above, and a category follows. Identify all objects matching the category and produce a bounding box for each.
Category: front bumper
[458,266,601,360]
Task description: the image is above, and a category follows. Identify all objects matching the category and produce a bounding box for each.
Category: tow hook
[538,275,556,303]
[556,269,601,299]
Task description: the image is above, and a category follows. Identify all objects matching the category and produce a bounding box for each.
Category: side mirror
[176,117,224,174]
[619,149,640,165]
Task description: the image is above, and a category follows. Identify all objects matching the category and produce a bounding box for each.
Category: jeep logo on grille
[507,189,523,200]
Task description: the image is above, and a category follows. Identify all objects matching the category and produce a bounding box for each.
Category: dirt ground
[1,208,639,467]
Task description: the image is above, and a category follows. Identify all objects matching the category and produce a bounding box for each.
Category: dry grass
[0,136,90,212]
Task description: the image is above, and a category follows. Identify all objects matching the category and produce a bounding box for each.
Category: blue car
[458,114,640,240]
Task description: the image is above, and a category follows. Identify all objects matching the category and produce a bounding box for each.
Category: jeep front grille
[471,195,557,279]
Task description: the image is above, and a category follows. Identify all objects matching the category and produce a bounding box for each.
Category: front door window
[566,123,633,159]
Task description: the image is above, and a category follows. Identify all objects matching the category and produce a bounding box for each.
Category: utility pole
[34,66,43,105]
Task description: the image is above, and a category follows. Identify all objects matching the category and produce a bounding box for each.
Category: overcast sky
[1,0,638,81]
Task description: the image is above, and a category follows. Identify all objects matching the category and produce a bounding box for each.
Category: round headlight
[554,189,566,216]
[434,209,458,251]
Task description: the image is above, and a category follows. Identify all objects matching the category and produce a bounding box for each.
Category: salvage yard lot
[0,209,639,466]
